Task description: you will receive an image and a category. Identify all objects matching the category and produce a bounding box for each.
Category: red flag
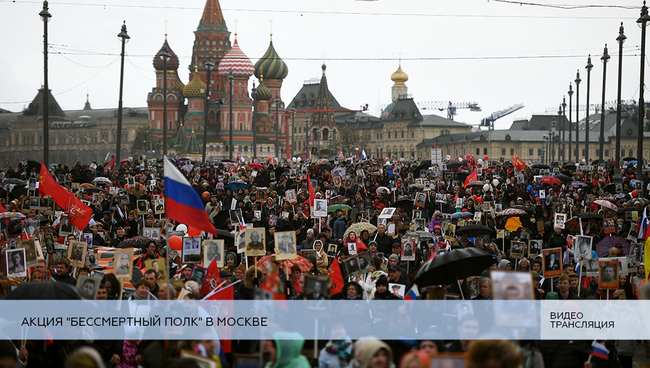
[103,156,115,175]
[513,151,526,171]
[201,284,234,353]
[39,162,92,230]
[308,175,315,208]
[200,257,222,296]
[0,200,6,213]
[261,263,286,300]
[464,168,478,187]
[330,257,345,295]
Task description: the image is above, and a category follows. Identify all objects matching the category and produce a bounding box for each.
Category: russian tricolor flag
[590,341,609,360]
[404,284,419,306]
[164,157,216,235]
[639,208,649,241]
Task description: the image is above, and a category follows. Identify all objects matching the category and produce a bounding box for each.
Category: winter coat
[264,332,310,368]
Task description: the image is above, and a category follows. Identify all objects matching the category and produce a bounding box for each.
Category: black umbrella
[412,247,496,289]
[117,236,158,249]
[554,173,572,182]
[603,184,617,194]
[532,163,549,169]
[510,205,534,212]
[563,164,577,172]
[579,212,603,220]
[3,281,88,300]
[455,224,495,238]
[616,207,642,216]
[446,161,462,170]
[622,157,637,161]
[391,199,414,210]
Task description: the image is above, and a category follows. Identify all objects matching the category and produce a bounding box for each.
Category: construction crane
[416,101,481,120]
[481,103,525,130]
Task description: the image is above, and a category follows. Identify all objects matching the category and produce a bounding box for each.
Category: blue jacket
[333,218,347,240]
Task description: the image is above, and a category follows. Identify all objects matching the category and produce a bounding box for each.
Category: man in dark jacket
[53,258,76,285]
[375,224,393,255]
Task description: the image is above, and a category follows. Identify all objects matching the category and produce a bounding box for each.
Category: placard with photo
[5,248,27,278]
[413,218,426,232]
[574,235,593,260]
[528,239,542,258]
[401,237,416,261]
[347,242,357,255]
[143,227,161,240]
[435,193,447,203]
[114,248,133,279]
[379,207,396,219]
[412,210,422,219]
[190,264,208,285]
[467,276,481,298]
[414,192,427,208]
[77,275,101,299]
[599,259,619,289]
[145,258,167,283]
[285,189,297,204]
[491,270,536,327]
[603,218,616,234]
[67,240,87,268]
[389,283,406,299]
[542,248,563,278]
[136,199,149,215]
[443,223,456,242]
[510,241,526,259]
[275,231,297,261]
[182,237,202,263]
[203,239,224,267]
[628,222,639,242]
[82,232,94,250]
[554,213,566,229]
[43,233,56,254]
[304,275,331,300]
[44,199,55,215]
[154,199,165,215]
[313,199,328,218]
[86,251,98,269]
[245,228,266,257]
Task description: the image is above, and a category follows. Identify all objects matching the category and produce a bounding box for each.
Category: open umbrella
[540,177,562,185]
[603,184,617,194]
[532,163,550,169]
[596,237,630,257]
[327,204,352,213]
[409,183,425,189]
[455,224,495,238]
[579,212,603,220]
[452,212,474,220]
[446,161,462,170]
[329,195,348,204]
[1,178,25,185]
[391,199,414,210]
[256,254,314,272]
[92,177,112,186]
[593,200,618,212]
[554,173,572,182]
[572,182,588,188]
[412,247,496,287]
[616,207,641,216]
[510,205,535,212]
[3,281,88,300]
[0,212,25,220]
[117,237,158,249]
[225,181,249,191]
[376,187,390,195]
[496,208,527,216]
[344,222,378,238]
[466,181,484,188]
[248,162,263,170]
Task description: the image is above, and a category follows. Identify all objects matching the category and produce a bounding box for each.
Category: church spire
[198,0,227,31]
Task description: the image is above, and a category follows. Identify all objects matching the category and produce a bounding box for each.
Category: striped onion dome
[255,77,272,101]
[218,37,255,77]
[254,36,288,80]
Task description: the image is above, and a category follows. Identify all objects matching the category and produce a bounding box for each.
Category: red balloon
[484,155,489,161]
[632,190,638,197]
[169,235,182,251]
[466,154,471,159]
[187,226,201,237]
[476,197,483,204]
[201,191,211,201]
[472,195,477,201]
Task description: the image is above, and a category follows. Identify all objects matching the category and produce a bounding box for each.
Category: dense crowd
[0,155,649,368]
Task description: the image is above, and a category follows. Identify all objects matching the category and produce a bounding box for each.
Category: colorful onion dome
[254,36,288,80]
[153,38,179,71]
[255,77,272,101]
[391,64,408,87]
[182,66,206,98]
[218,37,255,77]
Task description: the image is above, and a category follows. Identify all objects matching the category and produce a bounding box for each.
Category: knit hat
[307,229,314,235]
[434,224,441,230]
[375,275,389,288]
[226,253,236,261]
[388,254,399,262]
[185,280,200,295]
[237,264,247,273]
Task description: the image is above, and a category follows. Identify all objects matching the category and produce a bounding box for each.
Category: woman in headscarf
[319,322,352,368]
[314,240,329,271]
[349,339,393,368]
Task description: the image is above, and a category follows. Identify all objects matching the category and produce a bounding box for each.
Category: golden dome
[182,66,206,99]
[391,64,408,87]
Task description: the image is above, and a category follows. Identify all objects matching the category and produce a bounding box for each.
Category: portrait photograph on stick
[542,248,562,278]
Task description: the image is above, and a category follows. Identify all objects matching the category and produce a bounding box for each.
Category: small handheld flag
[589,341,609,361]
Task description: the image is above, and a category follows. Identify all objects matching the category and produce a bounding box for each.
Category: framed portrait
[491,270,534,300]
[203,239,224,267]
[190,264,208,285]
[401,237,416,261]
[378,207,396,219]
[412,210,423,220]
[136,200,149,215]
[304,275,331,300]
[443,223,456,242]
[253,210,262,222]
[413,218,426,232]
[314,199,328,218]
[154,199,165,215]
[77,275,101,299]
[114,248,133,279]
[628,222,639,242]
[180,350,219,368]
[327,243,338,256]
[473,212,482,223]
[230,209,244,225]
[542,248,563,278]
[82,232,93,250]
[435,193,447,204]
[414,192,427,208]
[603,218,616,235]
[389,283,406,299]
[235,230,246,254]
[182,237,202,263]
[347,242,357,255]
[92,193,100,205]
[256,189,267,203]
[510,241,526,259]
[583,258,600,277]
[5,248,27,278]
[67,240,87,268]
[71,183,80,193]
[275,231,297,260]
[285,189,297,204]
[145,258,167,283]
[143,227,161,240]
[528,239,542,258]
[342,253,373,278]
[554,213,566,229]
[85,251,98,269]
[599,259,619,289]
[245,228,266,257]
[442,293,461,316]
[269,172,276,181]
[574,235,593,260]
[43,233,56,254]
[466,276,481,298]
[58,215,72,237]
[19,196,30,214]
[333,176,342,187]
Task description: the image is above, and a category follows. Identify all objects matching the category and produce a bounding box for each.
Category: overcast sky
[0,0,646,129]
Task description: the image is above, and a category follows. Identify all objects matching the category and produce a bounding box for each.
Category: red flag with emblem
[513,151,526,171]
[200,256,222,296]
[464,168,478,187]
[330,257,345,295]
[201,283,235,353]
[103,156,115,175]
[39,162,92,230]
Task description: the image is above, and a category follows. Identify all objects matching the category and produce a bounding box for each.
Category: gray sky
[0,0,645,129]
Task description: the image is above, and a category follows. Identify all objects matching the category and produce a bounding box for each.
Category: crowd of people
[0,154,649,368]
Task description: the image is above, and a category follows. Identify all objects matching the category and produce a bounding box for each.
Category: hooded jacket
[265,332,310,368]
[355,339,393,368]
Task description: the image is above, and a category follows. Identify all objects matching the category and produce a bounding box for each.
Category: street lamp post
[551,119,557,163]
[40,1,51,166]
[599,44,610,163]
[575,71,581,163]
[585,55,593,164]
[274,97,280,159]
[615,22,626,183]
[637,1,650,193]
[159,49,170,157]
[568,84,574,163]
[251,82,258,160]
[558,96,560,163]
[304,117,309,159]
[116,22,129,165]
[290,107,296,159]
[202,60,213,163]
[228,69,234,161]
